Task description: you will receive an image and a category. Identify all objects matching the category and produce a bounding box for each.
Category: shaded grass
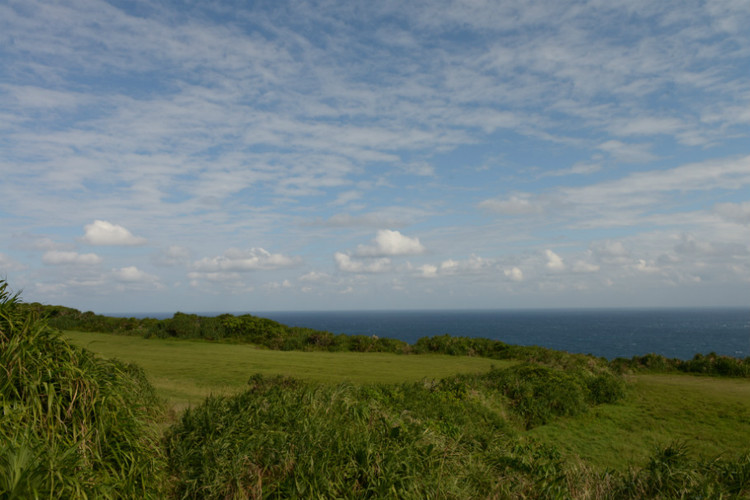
[63,330,506,408]
[530,373,750,470]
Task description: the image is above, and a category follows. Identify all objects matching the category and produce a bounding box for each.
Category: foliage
[615,442,750,498]
[612,352,750,378]
[0,281,166,499]
[165,373,564,499]
[25,303,750,381]
[165,373,749,499]
[9,292,750,498]
[480,364,624,429]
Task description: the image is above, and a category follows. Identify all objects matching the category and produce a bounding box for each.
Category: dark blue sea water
[255,309,750,360]
[124,308,750,360]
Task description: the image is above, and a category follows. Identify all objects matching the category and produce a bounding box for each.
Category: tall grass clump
[0,281,166,498]
[165,370,633,499]
[614,443,750,499]
[165,373,571,499]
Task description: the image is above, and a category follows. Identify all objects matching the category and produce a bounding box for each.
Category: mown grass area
[530,373,750,471]
[63,330,506,408]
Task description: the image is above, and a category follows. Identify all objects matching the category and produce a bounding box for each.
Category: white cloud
[609,117,685,137]
[193,248,300,272]
[443,255,494,274]
[555,156,750,230]
[504,266,524,282]
[1,1,749,310]
[591,240,631,265]
[334,252,391,273]
[112,266,159,283]
[0,253,26,272]
[572,260,600,273]
[43,250,102,266]
[633,259,660,274]
[155,246,191,267]
[331,190,362,206]
[263,279,292,290]
[479,194,543,215]
[81,220,147,246]
[355,230,426,257]
[540,162,601,178]
[713,201,750,225]
[401,162,435,176]
[417,264,438,278]
[299,271,329,282]
[597,140,657,163]
[545,249,565,271]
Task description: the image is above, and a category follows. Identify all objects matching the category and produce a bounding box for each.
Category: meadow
[63,330,505,408]
[3,283,750,498]
[64,330,750,472]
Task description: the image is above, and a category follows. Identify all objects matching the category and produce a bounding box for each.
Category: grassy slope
[64,330,750,473]
[530,373,750,470]
[63,330,505,407]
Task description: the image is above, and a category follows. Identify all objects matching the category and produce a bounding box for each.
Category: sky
[1,0,749,314]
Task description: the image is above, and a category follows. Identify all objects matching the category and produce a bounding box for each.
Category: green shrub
[0,281,167,498]
[483,364,590,429]
[586,372,626,404]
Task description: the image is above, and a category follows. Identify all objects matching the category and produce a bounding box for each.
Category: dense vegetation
[22,302,750,378]
[0,282,166,498]
[4,286,750,498]
[167,373,750,499]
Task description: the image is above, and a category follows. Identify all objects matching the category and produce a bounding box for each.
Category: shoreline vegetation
[3,282,750,498]
[22,301,750,378]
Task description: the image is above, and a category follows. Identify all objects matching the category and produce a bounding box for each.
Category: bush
[0,281,167,498]
[484,364,590,429]
[586,373,626,404]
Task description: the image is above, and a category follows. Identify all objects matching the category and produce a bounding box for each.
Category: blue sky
[1,0,749,313]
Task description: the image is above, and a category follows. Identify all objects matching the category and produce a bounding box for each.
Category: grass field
[63,330,750,472]
[64,330,505,408]
[530,373,750,470]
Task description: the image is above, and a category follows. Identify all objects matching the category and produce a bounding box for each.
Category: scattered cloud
[154,246,191,267]
[1,0,748,310]
[545,249,565,271]
[42,250,102,266]
[596,140,657,163]
[193,248,300,272]
[334,252,391,273]
[112,266,159,284]
[572,260,600,273]
[504,267,524,282]
[81,220,147,246]
[355,230,426,257]
[0,253,26,272]
[479,194,544,215]
[713,201,750,225]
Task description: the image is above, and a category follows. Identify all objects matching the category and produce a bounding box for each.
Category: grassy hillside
[531,373,750,470]
[64,330,750,475]
[63,330,505,408]
[3,283,750,498]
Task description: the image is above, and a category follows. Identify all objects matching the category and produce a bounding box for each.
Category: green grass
[63,330,506,408]
[1,283,167,498]
[530,373,750,470]
[64,329,750,475]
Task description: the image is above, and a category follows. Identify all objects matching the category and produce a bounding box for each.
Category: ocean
[125,308,750,360]
[254,308,750,360]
